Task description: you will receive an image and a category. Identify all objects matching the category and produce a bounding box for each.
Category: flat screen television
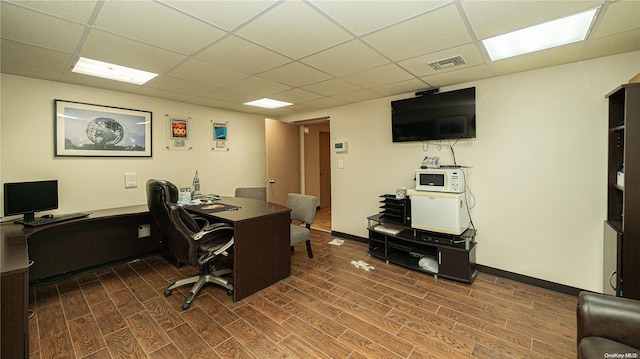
[391,87,476,142]
[3,180,58,222]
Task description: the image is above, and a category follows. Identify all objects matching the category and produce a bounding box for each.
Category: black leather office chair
[146,179,234,310]
[287,193,318,258]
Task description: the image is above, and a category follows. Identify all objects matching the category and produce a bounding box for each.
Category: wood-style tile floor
[28,229,577,359]
[311,207,331,233]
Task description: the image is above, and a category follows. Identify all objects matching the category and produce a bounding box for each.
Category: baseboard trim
[333,231,584,297]
[332,230,367,243]
[476,265,583,297]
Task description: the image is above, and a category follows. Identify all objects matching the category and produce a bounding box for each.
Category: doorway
[301,120,331,233]
[265,118,331,232]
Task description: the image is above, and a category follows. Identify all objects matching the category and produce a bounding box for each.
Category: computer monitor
[3,180,58,222]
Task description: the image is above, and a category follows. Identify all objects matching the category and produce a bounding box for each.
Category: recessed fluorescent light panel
[72,57,158,85]
[482,7,599,61]
[244,98,293,109]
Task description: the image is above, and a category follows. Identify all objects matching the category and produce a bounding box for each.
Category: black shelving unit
[378,194,411,225]
[367,213,477,283]
[605,83,640,299]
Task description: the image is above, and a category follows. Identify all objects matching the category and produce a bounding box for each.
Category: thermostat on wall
[333,141,348,153]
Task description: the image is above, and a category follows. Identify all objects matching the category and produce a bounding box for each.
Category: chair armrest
[577,291,640,349]
[191,216,209,228]
[193,223,230,241]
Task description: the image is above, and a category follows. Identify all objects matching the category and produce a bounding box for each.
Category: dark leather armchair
[577,291,640,358]
[146,179,234,310]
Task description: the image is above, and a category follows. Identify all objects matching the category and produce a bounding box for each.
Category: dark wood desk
[1,205,162,359]
[0,199,290,358]
[185,196,291,302]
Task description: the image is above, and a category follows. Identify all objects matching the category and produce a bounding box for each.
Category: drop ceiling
[2,0,639,117]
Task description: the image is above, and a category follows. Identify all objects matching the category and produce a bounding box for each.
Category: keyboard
[19,212,90,227]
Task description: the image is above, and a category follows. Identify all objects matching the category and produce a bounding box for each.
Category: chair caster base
[227,289,233,296]
[182,302,191,310]
[164,289,172,297]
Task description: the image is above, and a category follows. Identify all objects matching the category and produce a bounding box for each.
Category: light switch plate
[124,173,137,188]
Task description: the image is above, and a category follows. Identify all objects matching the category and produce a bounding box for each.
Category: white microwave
[415,168,466,193]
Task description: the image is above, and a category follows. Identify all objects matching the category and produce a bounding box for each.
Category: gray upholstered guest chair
[287,193,318,258]
[146,179,234,310]
[235,187,267,201]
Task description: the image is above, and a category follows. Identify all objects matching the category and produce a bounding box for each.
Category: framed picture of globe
[55,100,152,157]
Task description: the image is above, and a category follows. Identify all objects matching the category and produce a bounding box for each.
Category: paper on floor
[350,260,375,271]
[328,238,344,246]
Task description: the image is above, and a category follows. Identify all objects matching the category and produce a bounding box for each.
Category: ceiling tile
[132,87,195,102]
[300,96,347,110]
[93,0,225,55]
[371,78,431,97]
[398,43,486,78]
[1,39,73,72]
[341,64,414,88]
[205,88,259,104]
[80,29,187,73]
[592,0,640,38]
[145,76,219,96]
[301,40,390,77]
[309,0,450,36]
[302,78,363,97]
[235,1,353,59]
[1,59,65,82]
[268,104,317,116]
[159,0,278,31]
[11,0,98,23]
[270,88,324,104]
[332,89,382,103]
[229,76,293,97]
[169,59,249,87]
[362,4,472,61]
[489,42,584,77]
[1,2,86,53]
[583,29,640,60]
[62,72,140,93]
[259,62,332,87]
[1,0,637,117]
[183,96,237,110]
[195,35,291,74]
[462,0,602,40]
[420,65,493,88]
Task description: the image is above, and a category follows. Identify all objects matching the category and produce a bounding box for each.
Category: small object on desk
[201,204,224,210]
[18,212,90,227]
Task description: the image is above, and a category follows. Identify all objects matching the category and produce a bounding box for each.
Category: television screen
[391,87,476,142]
[3,180,58,220]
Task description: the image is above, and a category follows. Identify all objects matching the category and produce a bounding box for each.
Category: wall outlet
[124,173,137,188]
[138,224,150,238]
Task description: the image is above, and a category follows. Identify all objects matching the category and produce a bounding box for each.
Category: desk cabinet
[1,206,162,358]
[367,214,477,283]
[1,236,29,359]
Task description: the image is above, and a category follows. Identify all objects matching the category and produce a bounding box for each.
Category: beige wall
[282,50,640,293]
[0,75,267,214]
[3,51,639,293]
